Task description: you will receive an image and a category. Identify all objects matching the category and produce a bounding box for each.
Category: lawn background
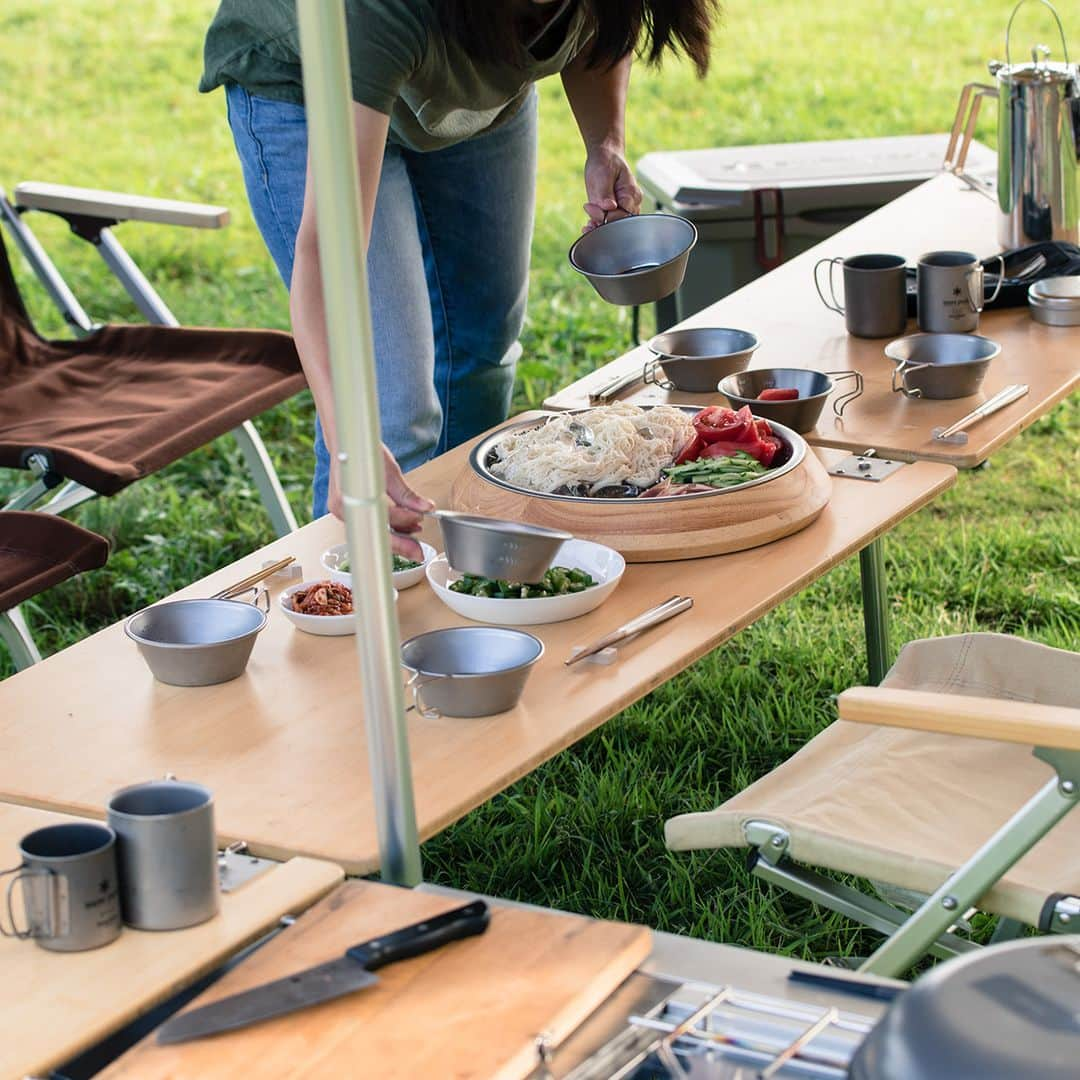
[1,1,1076,962]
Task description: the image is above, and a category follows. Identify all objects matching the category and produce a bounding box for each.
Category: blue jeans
[225,84,537,516]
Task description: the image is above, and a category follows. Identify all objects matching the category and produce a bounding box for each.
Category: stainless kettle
[945,0,1080,247]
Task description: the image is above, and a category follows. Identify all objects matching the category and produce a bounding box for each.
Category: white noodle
[489,404,695,494]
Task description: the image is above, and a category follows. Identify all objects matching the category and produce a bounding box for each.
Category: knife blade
[156,898,490,1044]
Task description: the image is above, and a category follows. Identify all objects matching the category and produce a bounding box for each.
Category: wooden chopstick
[212,555,295,600]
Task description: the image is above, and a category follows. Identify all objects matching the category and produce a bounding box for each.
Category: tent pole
[296,0,422,886]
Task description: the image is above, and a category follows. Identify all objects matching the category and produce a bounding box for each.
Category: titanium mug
[0,822,122,952]
[107,779,219,930]
[813,253,908,338]
[916,250,1005,333]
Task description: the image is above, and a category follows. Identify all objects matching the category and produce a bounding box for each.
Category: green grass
[2,1,1078,967]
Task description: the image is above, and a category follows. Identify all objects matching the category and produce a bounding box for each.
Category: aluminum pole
[297,0,422,885]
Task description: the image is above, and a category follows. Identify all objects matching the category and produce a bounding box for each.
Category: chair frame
[741,687,1080,978]
[0,182,301,670]
[0,183,298,536]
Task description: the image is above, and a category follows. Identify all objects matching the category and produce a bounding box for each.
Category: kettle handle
[944,82,998,201]
[1006,0,1070,69]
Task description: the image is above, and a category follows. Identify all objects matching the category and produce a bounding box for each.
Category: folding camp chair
[0,510,109,670]
[665,633,1080,978]
[0,182,303,536]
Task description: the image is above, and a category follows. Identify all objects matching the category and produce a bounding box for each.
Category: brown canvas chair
[665,633,1080,978]
[0,182,304,534]
[0,510,109,670]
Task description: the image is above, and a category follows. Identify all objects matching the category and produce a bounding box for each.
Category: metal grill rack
[562,979,878,1080]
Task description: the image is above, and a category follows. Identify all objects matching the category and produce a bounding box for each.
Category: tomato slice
[758,387,799,401]
[692,405,752,444]
[753,418,773,441]
[699,440,743,459]
[674,433,706,465]
[756,435,782,467]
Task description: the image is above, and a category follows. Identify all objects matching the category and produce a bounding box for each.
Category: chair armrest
[13,182,229,229]
[838,686,1080,750]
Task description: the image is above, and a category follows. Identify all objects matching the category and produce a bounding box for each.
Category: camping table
[0,434,953,877]
[544,172,1080,682]
[0,802,342,1080]
[544,173,1080,465]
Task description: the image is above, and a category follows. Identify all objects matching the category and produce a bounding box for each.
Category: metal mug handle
[813,257,845,314]
[0,865,59,940]
[406,671,444,721]
[891,361,928,398]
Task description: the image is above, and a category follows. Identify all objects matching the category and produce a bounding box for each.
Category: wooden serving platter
[104,881,653,1080]
[451,448,832,562]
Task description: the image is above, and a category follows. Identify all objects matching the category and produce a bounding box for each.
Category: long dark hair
[436,1,720,77]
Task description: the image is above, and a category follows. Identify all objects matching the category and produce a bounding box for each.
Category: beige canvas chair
[665,633,1080,978]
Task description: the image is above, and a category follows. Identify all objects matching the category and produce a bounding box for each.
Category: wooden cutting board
[103,881,653,1080]
[0,802,343,1080]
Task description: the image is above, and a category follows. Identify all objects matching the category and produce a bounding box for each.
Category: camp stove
[530,972,881,1080]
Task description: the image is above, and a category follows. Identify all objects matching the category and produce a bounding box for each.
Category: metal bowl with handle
[719,367,863,433]
[400,626,544,718]
[125,597,268,686]
[885,333,1001,399]
[569,214,697,306]
[645,327,759,392]
[851,936,1080,1079]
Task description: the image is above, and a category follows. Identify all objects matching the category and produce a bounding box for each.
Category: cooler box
[637,133,996,328]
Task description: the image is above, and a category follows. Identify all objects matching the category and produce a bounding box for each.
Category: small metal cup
[1,823,122,952]
[107,780,218,930]
[813,253,908,338]
[916,250,1004,333]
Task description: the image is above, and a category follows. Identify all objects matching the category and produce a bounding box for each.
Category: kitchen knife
[156,899,490,1045]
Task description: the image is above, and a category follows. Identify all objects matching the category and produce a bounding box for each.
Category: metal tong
[932,384,1029,443]
[566,594,693,666]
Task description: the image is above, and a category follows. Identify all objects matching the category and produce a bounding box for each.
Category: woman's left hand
[582,145,643,233]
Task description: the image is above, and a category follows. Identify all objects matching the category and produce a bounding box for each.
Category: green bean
[448,565,597,599]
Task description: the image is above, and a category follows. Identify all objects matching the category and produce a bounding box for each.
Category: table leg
[859,537,892,686]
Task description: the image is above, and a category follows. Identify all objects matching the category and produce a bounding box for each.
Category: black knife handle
[345,899,490,971]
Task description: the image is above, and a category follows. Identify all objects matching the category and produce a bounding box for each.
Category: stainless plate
[469,406,806,505]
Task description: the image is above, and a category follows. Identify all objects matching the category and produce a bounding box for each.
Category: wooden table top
[545,174,1080,469]
[0,802,342,1080]
[0,440,953,876]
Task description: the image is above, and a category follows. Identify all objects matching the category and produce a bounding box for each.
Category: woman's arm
[560,52,643,231]
[290,102,432,548]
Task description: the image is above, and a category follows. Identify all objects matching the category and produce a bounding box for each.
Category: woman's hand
[581,143,643,233]
[327,445,434,562]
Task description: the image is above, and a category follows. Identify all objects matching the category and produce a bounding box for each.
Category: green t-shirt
[200,0,591,152]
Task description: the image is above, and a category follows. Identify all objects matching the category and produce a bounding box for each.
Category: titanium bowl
[469,406,806,503]
[433,510,571,583]
[125,598,267,686]
[885,333,1001,399]
[719,368,835,433]
[400,626,544,718]
[647,327,759,392]
[569,214,697,306]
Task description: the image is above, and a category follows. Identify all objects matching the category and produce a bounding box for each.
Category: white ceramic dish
[425,538,625,626]
[279,580,396,637]
[321,541,435,591]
